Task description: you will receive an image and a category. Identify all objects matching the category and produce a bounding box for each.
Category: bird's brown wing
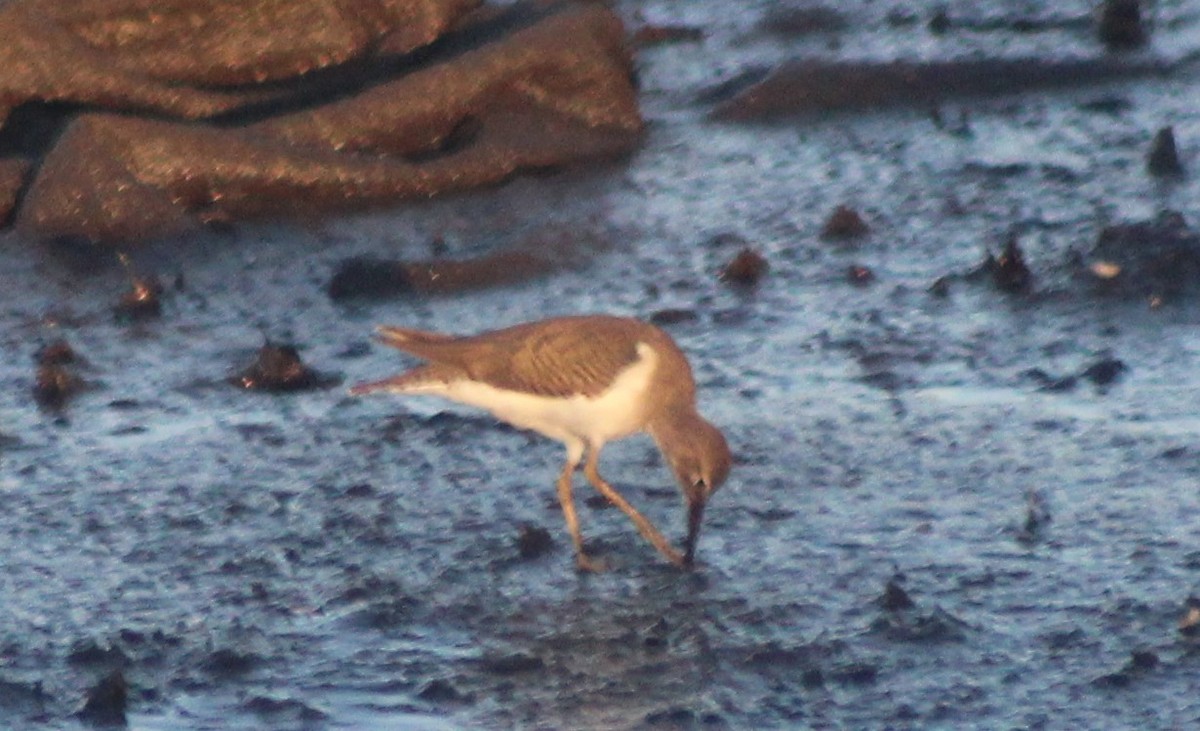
[374,317,649,398]
[482,318,645,398]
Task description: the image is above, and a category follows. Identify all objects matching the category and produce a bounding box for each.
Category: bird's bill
[683,497,706,567]
[372,326,408,346]
[348,375,405,396]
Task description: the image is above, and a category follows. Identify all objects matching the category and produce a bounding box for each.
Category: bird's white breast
[406,342,659,447]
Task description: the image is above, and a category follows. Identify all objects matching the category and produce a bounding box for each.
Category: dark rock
[822,205,869,240]
[880,577,915,611]
[872,605,969,643]
[928,8,951,35]
[973,236,1032,293]
[830,662,878,685]
[1080,356,1126,386]
[1099,0,1147,50]
[203,648,259,677]
[76,670,127,726]
[114,275,164,321]
[515,523,554,559]
[480,652,544,675]
[1147,126,1184,177]
[231,342,339,392]
[928,276,951,297]
[649,309,699,326]
[67,640,130,669]
[328,258,413,300]
[1085,211,1200,301]
[758,5,846,36]
[418,678,470,703]
[243,695,328,722]
[1093,649,1159,687]
[1023,368,1077,393]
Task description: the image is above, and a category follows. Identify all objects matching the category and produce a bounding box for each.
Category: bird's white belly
[417,343,658,446]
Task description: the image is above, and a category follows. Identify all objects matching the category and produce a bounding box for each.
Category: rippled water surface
[3,1,1200,728]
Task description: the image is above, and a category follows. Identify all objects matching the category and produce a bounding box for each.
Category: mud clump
[515,523,554,560]
[1099,0,1148,50]
[970,237,1032,293]
[649,308,699,326]
[879,577,915,611]
[418,678,472,703]
[708,56,1165,120]
[328,258,415,300]
[757,5,846,36]
[1146,126,1184,177]
[33,339,84,409]
[329,250,556,300]
[232,342,339,392]
[1084,211,1200,302]
[1093,649,1159,687]
[114,275,164,321]
[822,205,870,240]
[846,264,875,286]
[719,247,769,287]
[76,670,128,726]
[1023,354,1127,394]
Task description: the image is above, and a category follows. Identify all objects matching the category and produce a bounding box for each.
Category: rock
[1099,0,1147,50]
[821,205,869,240]
[1086,211,1200,301]
[709,57,1163,120]
[1147,126,1184,177]
[76,670,127,726]
[232,342,339,392]
[13,3,642,244]
[114,275,164,321]
[515,523,554,560]
[719,248,769,287]
[880,577,915,611]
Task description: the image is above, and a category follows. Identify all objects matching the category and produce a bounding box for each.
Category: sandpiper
[351,315,731,571]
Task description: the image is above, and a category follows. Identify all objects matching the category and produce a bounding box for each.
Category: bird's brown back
[376,315,697,402]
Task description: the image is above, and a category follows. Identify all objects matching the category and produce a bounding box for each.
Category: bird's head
[651,411,732,567]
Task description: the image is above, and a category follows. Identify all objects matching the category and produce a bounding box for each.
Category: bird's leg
[583,449,686,567]
[556,443,606,572]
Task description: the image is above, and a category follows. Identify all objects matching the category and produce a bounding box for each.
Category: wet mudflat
[3,0,1200,728]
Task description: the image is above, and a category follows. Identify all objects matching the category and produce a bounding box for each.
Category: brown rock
[709,57,1163,120]
[719,247,769,287]
[0,0,478,129]
[822,205,869,240]
[17,4,643,244]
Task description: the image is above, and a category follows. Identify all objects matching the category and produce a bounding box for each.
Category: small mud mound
[1082,211,1200,302]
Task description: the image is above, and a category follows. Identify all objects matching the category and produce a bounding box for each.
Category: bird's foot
[574,552,609,573]
[656,544,689,569]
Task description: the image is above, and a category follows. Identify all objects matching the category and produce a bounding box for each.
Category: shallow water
[3,1,1200,728]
